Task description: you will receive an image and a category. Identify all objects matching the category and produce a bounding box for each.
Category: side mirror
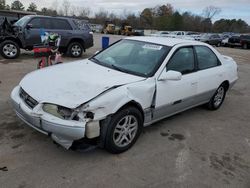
[158,70,182,81]
[26,23,32,30]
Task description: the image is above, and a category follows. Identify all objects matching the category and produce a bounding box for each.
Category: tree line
[0,0,249,33]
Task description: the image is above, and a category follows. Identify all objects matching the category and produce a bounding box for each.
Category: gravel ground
[0,34,250,188]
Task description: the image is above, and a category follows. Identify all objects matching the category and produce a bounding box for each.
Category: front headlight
[43,104,73,119]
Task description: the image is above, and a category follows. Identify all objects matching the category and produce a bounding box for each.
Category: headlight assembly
[43,104,73,119]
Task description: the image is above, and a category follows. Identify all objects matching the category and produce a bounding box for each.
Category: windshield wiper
[89,57,103,64]
[111,64,130,74]
[90,57,130,74]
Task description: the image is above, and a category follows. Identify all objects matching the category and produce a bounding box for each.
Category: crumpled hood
[20,59,145,108]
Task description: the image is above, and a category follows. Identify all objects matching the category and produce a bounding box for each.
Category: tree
[27,2,37,12]
[170,11,183,30]
[0,0,5,10]
[62,0,70,16]
[126,13,140,28]
[140,8,153,28]
[182,12,203,31]
[68,6,91,18]
[201,18,212,32]
[94,9,109,24]
[213,19,249,33]
[40,7,57,16]
[203,6,221,19]
[5,4,10,10]
[11,0,24,10]
[154,4,173,17]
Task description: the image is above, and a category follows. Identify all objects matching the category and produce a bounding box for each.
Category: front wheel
[67,42,83,58]
[0,40,20,59]
[105,107,143,154]
[206,84,227,110]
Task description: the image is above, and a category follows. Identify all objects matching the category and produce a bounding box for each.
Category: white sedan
[11,37,238,153]
[149,31,170,37]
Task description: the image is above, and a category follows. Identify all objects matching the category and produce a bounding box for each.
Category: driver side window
[167,47,195,74]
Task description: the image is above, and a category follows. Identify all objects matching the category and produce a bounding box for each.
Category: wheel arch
[221,80,230,91]
[1,37,22,48]
[115,100,145,122]
[68,38,85,51]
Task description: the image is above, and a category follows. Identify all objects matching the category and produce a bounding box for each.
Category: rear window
[50,19,72,30]
[241,35,250,40]
[195,46,220,70]
[72,19,90,30]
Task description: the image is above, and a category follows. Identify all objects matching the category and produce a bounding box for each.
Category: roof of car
[25,15,80,21]
[125,36,203,47]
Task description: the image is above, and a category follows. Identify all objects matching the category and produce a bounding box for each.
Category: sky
[5,0,250,24]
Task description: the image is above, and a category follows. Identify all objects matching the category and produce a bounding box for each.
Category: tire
[105,106,143,154]
[217,42,221,47]
[206,83,227,110]
[37,60,42,69]
[0,40,20,59]
[67,42,83,58]
[242,43,248,49]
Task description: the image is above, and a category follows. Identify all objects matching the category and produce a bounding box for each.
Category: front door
[153,47,198,121]
[24,17,45,47]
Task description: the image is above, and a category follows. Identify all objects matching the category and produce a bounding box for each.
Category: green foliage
[40,7,57,16]
[137,4,249,33]
[213,19,248,33]
[170,11,183,30]
[140,8,153,28]
[11,0,24,10]
[27,2,37,12]
[0,0,5,10]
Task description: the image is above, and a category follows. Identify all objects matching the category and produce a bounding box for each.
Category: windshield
[201,34,210,39]
[91,40,170,77]
[14,16,31,27]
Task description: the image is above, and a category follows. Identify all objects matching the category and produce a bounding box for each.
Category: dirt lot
[0,34,250,188]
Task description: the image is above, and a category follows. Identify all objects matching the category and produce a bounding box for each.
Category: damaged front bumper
[10,86,86,149]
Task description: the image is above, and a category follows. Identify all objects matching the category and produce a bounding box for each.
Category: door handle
[191,82,197,85]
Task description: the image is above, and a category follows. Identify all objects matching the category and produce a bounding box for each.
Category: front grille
[19,88,38,109]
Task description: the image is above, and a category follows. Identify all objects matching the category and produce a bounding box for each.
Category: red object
[33,46,52,58]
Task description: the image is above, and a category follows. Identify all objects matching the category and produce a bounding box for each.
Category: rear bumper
[11,86,86,149]
[228,42,241,47]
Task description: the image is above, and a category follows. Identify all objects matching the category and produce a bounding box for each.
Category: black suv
[200,33,222,47]
[0,15,93,59]
[228,35,250,49]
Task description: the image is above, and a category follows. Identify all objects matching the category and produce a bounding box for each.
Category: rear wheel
[206,84,227,110]
[67,42,83,58]
[242,43,248,49]
[0,40,20,59]
[105,107,143,154]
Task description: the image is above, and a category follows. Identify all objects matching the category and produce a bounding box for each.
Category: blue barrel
[102,36,109,49]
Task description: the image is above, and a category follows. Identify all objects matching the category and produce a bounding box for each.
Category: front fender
[82,78,156,121]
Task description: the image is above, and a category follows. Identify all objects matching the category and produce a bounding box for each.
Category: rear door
[193,45,226,104]
[24,17,50,47]
[46,18,73,47]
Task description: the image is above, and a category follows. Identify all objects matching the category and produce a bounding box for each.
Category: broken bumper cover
[10,86,86,149]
